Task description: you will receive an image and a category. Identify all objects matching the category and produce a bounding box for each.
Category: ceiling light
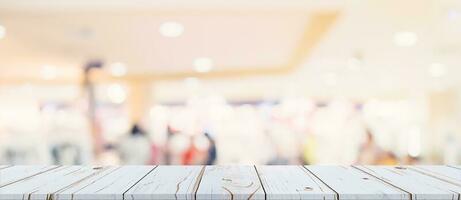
[193,57,213,73]
[40,65,57,80]
[0,25,5,39]
[429,62,446,78]
[393,31,418,47]
[109,62,127,77]
[159,21,184,38]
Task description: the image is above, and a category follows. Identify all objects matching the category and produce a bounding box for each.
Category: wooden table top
[0,165,460,199]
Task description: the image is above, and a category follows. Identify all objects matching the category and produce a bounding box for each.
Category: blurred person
[204,132,217,165]
[0,123,51,165]
[356,129,383,164]
[164,125,177,164]
[265,123,303,165]
[97,144,121,165]
[266,148,290,165]
[402,155,420,165]
[182,133,212,165]
[118,123,151,164]
[51,143,81,164]
[148,140,163,165]
[165,130,191,165]
[44,106,94,165]
[301,134,316,165]
[377,151,398,165]
[265,131,290,165]
[182,136,198,165]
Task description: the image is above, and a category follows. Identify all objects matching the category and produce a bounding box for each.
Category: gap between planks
[352,166,414,199]
[449,165,461,170]
[302,166,340,200]
[2,165,461,200]
[0,165,13,170]
[121,166,159,200]
[409,166,461,188]
[193,166,207,200]
[0,165,61,189]
[253,165,268,200]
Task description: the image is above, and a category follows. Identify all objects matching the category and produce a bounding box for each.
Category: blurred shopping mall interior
[0,0,460,165]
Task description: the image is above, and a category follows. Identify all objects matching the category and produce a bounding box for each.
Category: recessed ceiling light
[429,62,446,78]
[0,25,6,39]
[393,31,418,47]
[193,57,213,73]
[159,21,184,38]
[40,65,57,80]
[109,62,127,77]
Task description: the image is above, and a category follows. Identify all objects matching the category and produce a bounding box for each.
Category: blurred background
[0,0,460,166]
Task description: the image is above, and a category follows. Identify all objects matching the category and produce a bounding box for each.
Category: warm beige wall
[427,89,460,163]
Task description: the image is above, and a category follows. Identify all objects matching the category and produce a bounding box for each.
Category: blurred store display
[1,88,458,165]
[0,0,460,165]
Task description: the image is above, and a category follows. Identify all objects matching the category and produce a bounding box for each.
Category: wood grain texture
[305,165,409,200]
[54,165,155,200]
[0,166,104,200]
[411,165,461,187]
[196,165,265,200]
[51,166,119,200]
[125,165,203,200]
[1,165,461,200]
[0,165,58,188]
[257,165,335,200]
[0,165,11,170]
[355,165,460,200]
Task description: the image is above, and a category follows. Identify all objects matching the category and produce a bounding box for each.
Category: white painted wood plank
[54,165,155,200]
[196,165,265,200]
[126,165,203,200]
[50,166,119,200]
[1,165,459,200]
[0,166,105,200]
[0,165,10,170]
[256,165,335,200]
[0,165,58,187]
[305,165,408,200]
[411,165,461,187]
[356,166,460,200]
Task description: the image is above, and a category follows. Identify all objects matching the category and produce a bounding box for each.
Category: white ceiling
[303,0,461,90]
[0,0,460,90]
[0,0,341,10]
[0,11,311,73]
